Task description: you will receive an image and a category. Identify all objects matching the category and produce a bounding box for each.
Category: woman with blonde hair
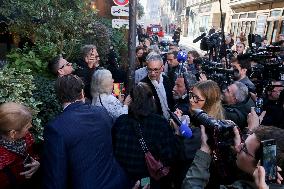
[0,102,40,189]
[189,80,225,119]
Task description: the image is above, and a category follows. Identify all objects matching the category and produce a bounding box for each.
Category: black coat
[141,75,175,116]
[74,59,96,100]
[224,96,255,130]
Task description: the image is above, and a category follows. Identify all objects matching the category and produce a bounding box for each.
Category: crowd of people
[1,28,284,189]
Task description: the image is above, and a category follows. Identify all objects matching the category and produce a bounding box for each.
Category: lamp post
[127,0,137,91]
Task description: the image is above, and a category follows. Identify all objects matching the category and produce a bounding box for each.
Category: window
[255,15,268,36]
[245,21,251,36]
[266,21,273,43]
[240,13,247,19]
[270,10,281,17]
[248,12,256,18]
[232,14,239,19]
[250,21,255,33]
[242,21,246,33]
[271,21,279,42]
[280,20,284,34]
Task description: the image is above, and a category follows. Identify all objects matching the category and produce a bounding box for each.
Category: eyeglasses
[59,62,72,69]
[147,66,162,73]
[240,143,255,158]
[188,91,205,103]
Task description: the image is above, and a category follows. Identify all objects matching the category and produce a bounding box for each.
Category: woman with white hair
[91,69,131,121]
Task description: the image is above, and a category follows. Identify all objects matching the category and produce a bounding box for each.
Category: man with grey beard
[172,77,190,115]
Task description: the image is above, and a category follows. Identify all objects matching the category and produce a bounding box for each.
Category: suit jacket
[141,75,174,116]
[42,102,130,189]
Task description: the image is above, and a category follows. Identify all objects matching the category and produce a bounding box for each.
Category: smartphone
[23,154,32,165]
[260,139,277,183]
[113,83,125,96]
[140,177,150,188]
[255,98,264,116]
[23,154,32,171]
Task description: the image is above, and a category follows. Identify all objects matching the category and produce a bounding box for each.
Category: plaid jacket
[112,113,179,181]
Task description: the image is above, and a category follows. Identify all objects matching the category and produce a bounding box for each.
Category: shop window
[248,12,256,18]
[266,21,273,43]
[280,20,284,34]
[245,21,251,36]
[240,13,247,19]
[232,14,238,19]
[250,21,255,33]
[255,15,267,36]
[237,22,241,36]
[270,10,281,17]
[241,21,246,33]
[272,21,279,42]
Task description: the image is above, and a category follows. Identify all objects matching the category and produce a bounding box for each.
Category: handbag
[134,122,170,181]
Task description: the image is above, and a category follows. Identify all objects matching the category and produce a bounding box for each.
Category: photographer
[231,54,256,93]
[235,42,246,55]
[262,81,284,128]
[219,34,234,59]
[182,124,284,189]
[223,81,255,130]
[172,27,181,45]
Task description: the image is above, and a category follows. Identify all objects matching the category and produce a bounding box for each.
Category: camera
[191,109,238,181]
[199,59,234,90]
[191,109,236,149]
[200,32,222,51]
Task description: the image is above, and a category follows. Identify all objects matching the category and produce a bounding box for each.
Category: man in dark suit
[141,52,174,120]
[42,74,130,189]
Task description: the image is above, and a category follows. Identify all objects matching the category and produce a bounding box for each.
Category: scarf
[0,136,27,157]
[151,75,170,119]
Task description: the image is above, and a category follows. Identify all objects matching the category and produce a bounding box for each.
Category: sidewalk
[179,36,205,55]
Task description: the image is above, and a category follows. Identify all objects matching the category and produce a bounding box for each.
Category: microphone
[168,111,192,138]
[177,51,188,63]
[193,33,206,43]
[179,117,192,138]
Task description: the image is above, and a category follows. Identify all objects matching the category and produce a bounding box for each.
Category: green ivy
[0,67,43,141]
[32,75,62,129]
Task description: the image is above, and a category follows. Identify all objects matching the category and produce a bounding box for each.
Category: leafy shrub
[6,42,58,77]
[0,67,43,140]
[32,75,62,129]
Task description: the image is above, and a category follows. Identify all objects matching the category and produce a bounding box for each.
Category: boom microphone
[193,33,206,43]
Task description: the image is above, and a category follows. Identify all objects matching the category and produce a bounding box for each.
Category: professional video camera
[200,32,222,51]
[197,58,234,90]
[159,40,170,53]
[248,33,262,52]
[191,109,238,182]
[191,109,236,149]
[248,44,284,95]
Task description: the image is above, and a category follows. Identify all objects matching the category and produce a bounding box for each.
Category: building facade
[227,0,284,44]
[185,0,231,38]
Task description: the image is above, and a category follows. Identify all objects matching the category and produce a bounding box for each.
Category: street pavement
[179,36,205,55]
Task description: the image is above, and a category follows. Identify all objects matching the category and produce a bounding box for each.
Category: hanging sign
[113,0,129,6]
